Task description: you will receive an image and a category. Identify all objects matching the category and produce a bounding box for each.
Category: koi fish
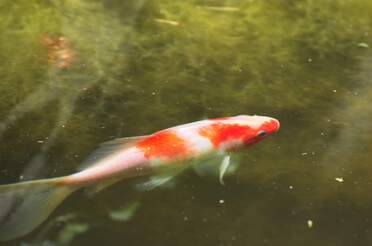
[0,115,279,241]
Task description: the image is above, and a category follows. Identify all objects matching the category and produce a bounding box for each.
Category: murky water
[1,0,372,245]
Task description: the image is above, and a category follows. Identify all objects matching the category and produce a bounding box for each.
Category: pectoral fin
[219,155,230,186]
[192,154,223,177]
[135,176,175,191]
[84,177,123,196]
[193,154,238,185]
[135,163,188,191]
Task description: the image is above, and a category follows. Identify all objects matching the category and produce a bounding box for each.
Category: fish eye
[256,130,267,137]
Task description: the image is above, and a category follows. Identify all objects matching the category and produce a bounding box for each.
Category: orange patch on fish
[260,119,279,133]
[136,130,189,159]
[199,123,253,147]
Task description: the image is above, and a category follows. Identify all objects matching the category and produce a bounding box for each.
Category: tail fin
[0,177,78,241]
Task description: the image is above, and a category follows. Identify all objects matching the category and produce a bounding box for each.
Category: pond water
[1,0,372,245]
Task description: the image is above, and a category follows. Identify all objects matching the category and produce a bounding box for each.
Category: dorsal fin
[99,135,148,147]
[78,135,148,171]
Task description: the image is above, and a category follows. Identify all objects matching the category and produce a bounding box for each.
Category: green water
[1,0,372,245]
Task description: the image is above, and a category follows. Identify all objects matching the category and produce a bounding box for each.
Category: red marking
[199,123,254,147]
[260,119,279,133]
[136,130,189,160]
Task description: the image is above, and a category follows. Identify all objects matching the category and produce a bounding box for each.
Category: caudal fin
[0,177,77,241]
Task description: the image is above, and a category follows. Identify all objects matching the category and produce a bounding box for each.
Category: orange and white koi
[0,115,279,241]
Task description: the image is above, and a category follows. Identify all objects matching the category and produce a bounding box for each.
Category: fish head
[197,115,280,152]
[231,115,280,146]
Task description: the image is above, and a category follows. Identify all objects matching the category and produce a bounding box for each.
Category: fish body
[65,115,279,186]
[0,115,279,241]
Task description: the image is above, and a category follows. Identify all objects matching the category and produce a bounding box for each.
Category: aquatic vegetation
[56,222,89,246]
[40,34,75,70]
[20,213,89,246]
[108,202,140,222]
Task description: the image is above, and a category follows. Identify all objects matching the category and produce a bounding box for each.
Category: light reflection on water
[1,0,372,245]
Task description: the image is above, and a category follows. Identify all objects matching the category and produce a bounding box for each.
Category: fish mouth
[272,118,280,132]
